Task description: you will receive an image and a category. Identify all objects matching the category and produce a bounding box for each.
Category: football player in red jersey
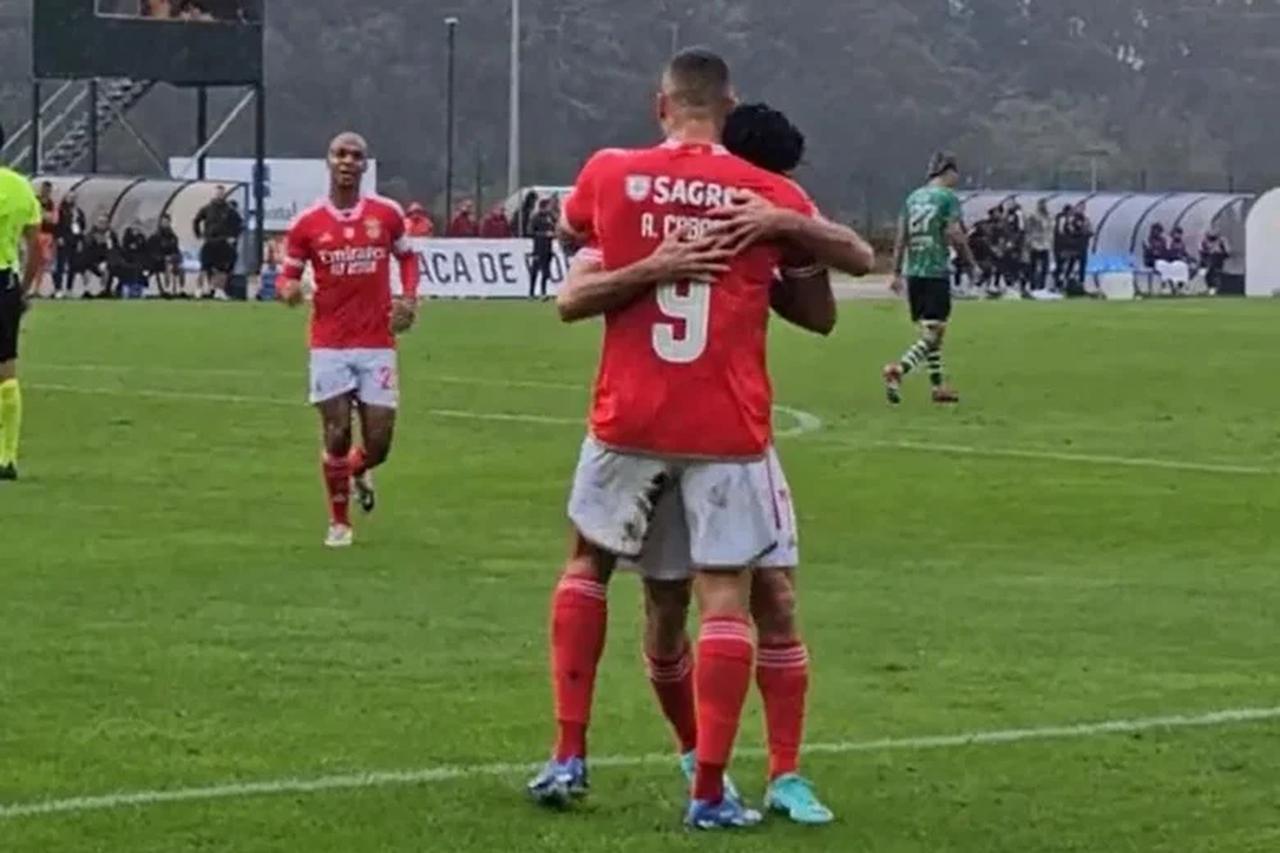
[528,50,873,829]
[555,103,864,827]
[277,132,421,548]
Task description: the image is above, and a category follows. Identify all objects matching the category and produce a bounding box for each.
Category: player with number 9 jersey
[562,140,817,461]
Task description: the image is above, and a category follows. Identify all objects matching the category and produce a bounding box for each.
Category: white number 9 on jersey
[652,282,711,364]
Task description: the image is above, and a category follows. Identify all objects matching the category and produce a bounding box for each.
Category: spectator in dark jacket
[80,216,115,298]
[1167,226,1189,263]
[1053,204,1073,288]
[1068,204,1093,291]
[1143,223,1168,269]
[193,187,241,299]
[518,191,539,237]
[527,198,557,299]
[1199,229,1230,295]
[115,224,149,299]
[53,193,86,298]
[147,215,184,298]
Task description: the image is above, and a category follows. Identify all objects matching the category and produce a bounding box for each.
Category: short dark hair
[927,151,958,178]
[723,103,805,175]
[664,47,731,109]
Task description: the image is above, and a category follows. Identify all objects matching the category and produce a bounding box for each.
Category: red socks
[757,641,810,780]
[347,446,368,477]
[550,575,608,761]
[322,453,351,526]
[646,642,697,755]
[692,616,754,802]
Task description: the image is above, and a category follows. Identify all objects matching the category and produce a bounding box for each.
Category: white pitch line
[774,405,824,438]
[35,363,587,392]
[32,383,822,438]
[869,439,1275,476]
[1,705,1276,821]
[31,383,583,427]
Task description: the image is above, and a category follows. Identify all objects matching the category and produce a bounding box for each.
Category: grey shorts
[567,436,792,569]
[627,445,799,581]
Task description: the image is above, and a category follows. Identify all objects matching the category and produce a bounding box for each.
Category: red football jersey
[563,140,818,459]
[281,195,420,349]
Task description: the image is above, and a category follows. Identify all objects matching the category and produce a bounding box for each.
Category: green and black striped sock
[926,347,945,388]
[899,340,930,376]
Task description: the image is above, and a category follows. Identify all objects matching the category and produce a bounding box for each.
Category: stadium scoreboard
[34,0,263,85]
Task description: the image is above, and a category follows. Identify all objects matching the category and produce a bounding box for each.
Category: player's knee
[563,531,616,584]
[695,570,752,619]
[365,436,392,467]
[323,421,353,455]
[644,580,692,655]
[751,572,799,644]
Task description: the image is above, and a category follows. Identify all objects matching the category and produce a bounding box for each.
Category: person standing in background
[1199,228,1230,295]
[447,200,478,237]
[404,202,435,237]
[118,223,149,299]
[81,215,114,298]
[480,204,513,238]
[0,123,44,480]
[1052,204,1072,290]
[1069,204,1093,293]
[193,186,239,300]
[36,182,57,294]
[147,214,183,298]
[518,191,539,237]
[527,197,556,300]
[1025,199,1051,293]
[53,192,86,298]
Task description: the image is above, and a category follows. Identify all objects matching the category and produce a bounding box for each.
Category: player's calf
[530,532,615,804]
[643,579,698,757]
[691,570,754,808]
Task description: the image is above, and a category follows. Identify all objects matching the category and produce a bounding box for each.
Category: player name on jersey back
[564,141,818,460]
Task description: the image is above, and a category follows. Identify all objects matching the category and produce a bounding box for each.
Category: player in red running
[277,132,421,548]
[528,49,873,830]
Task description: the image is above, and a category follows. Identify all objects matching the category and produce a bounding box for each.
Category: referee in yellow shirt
[0,122,44,480]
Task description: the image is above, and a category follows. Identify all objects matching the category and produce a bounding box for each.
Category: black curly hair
[722,102,805,176]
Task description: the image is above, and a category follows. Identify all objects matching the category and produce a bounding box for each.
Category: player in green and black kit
[884,151,976,405]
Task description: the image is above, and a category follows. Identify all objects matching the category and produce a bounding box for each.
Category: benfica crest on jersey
[364,218,383,240]
[625,175,652,202]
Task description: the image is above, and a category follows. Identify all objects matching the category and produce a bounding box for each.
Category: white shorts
[629,447,798,581]
[567,436,790,569]
[308,348,399,409]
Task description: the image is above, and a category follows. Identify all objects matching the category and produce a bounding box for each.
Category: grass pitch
[2,297,1278,852]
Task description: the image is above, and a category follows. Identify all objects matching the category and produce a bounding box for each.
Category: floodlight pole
[88,79,99,173]
[254,82,266,272]
[197,85,209,180]
[507,0,520,197]
[30,81,40,175]
[445,17,458,228]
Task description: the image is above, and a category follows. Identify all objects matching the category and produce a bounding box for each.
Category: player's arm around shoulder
[711,180,875,277]
[772,258,837,337]
[556,230,731,324]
